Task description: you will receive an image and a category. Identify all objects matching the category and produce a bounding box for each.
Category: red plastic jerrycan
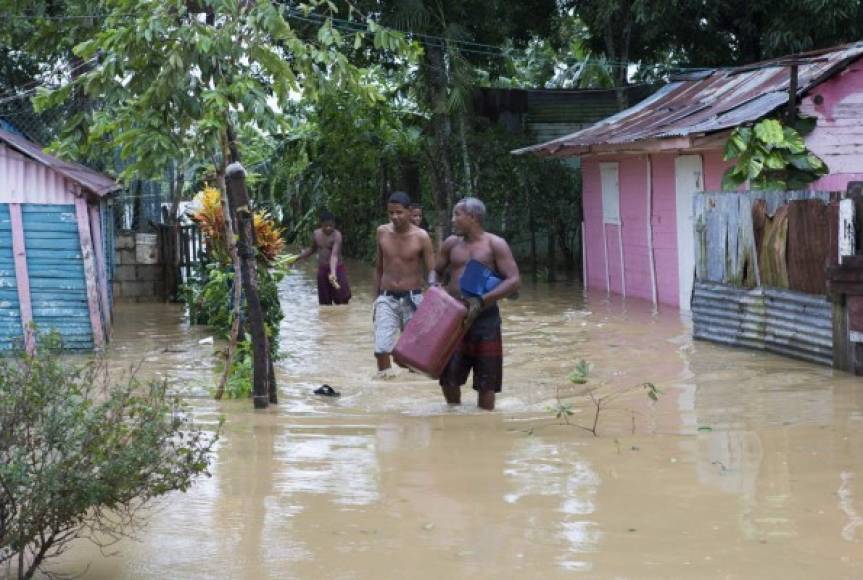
[393,286,467,379]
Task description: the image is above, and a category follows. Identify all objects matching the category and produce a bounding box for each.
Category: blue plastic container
[459,259,502,297]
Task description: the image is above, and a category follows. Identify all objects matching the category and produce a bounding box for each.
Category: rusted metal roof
[0,127,119,197]
[514,42,863,157]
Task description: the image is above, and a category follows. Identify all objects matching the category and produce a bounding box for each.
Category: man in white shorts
[373,191,436,377]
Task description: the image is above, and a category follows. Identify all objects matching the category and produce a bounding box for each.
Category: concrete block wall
[113,233,165,302]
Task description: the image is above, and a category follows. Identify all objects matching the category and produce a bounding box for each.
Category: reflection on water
[48,260,863,579]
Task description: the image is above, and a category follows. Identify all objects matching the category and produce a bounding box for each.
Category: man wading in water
[434,197,520,410]
[295,210,352,305]
[373,192,436,378]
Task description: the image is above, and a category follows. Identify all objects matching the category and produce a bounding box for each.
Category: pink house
[516,42,863,310]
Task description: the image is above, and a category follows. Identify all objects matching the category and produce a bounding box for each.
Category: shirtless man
[295,210,352,305]
[374,192,436,376]
[434,197,520,410]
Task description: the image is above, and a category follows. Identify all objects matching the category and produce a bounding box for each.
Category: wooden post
[602,224,611,293]
[225,162,274,408]
[75,195,105,348]
[617,223,626,297]
[89,204,111,331]
[646,155,658,307]
[9,203,35,354]
[581,222,588,296]
[787,64,799,120]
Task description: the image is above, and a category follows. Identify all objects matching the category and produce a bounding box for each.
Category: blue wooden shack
[0,128,118,351]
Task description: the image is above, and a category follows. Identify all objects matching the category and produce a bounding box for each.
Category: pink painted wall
[649,154,679,306]
[582,150,732,308]
[0,144,75,204]
[802,59,863,192]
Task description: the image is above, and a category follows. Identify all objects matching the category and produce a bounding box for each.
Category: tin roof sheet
[0,127,119,196]
[514,42,863,156]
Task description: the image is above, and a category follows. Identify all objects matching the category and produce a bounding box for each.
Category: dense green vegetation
[3,1,862,268]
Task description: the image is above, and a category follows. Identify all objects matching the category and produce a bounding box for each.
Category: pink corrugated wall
[803,60,863,192]
[0,144,75,204]
[583,150,731,308]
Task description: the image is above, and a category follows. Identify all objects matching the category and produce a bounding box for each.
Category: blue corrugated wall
[0,204,23,351]
[23,204,93,350]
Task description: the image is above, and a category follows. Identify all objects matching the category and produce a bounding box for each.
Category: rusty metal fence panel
[692,282,833,365]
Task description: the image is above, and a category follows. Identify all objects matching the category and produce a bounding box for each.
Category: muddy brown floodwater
[47,262,863,579]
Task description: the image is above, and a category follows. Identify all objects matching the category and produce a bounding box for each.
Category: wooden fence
[157,222,206,300]
[691,190,856,365]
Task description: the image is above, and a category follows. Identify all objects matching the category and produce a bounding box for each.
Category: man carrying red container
[434,197,521,411]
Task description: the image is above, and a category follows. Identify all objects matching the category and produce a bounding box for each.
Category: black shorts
[439,306,503,393]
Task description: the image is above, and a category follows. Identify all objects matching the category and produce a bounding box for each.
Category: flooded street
[55,262,862,579]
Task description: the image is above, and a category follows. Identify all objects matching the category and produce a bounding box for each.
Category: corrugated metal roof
[0,127,118,197]
[514,42,863,156]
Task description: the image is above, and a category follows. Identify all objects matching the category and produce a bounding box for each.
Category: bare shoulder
[376,223,391,236]
[441,234,460,251]
[414,226,432,242]
[488,232,512,251]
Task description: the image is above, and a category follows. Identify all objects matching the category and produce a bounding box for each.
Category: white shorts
[373,291,423,354]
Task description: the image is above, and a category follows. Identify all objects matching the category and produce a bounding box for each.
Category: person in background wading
[294,210,352,305]
[434,197,520,410]
[373,192,436,379]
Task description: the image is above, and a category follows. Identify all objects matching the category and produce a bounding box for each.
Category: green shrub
[0,336,220,579]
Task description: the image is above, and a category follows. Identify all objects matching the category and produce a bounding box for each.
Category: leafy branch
[722,117,827,191]
[546,360,661,437]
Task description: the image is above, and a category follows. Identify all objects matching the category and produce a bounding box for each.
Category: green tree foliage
[0,336,218,579]
[567,0,863,74]
[33,0,414,182]
[261,78,422,258]
[348,0,560,242]
[468,125,583,270]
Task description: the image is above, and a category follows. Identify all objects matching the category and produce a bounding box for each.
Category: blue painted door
[23,204,93,349]
[0,204,23,351]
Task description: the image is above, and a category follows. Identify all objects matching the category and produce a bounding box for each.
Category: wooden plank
[89,204,111,332]
[23,249,83,261]
[693,193,706,281]
[0,223,79,233]
[706,194,726,282]
[9,203,35,353]
[833,298,851,371]
[21,204,76,214]
[28,278,86,290]
[787,199,831,295]
[75,196,104,348]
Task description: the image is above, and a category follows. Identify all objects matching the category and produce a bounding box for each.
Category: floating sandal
[313,384,340,397]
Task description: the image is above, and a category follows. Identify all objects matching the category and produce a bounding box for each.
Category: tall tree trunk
[423,44,455,247]
[214,171,244,401]
[604,2,633,110]
[225,163,273,409]
[556,220,575,269]
[524,175,537,281]
[224,123,276,407]
[458,111,473,197]
[398,155,420,201]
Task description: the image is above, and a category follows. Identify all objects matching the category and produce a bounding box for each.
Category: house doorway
[675,155,703,310]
